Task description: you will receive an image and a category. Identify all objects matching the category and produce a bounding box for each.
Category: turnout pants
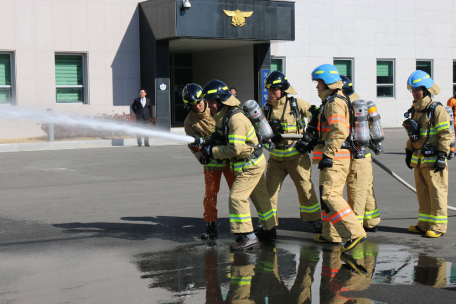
[229,158,276,234]
[346,156,381,229]
[414,164,448,233]
[320,159,365,243]
[203,162,236,223]
[266,155,321,223]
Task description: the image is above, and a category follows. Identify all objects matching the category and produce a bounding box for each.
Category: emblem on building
[223,10,253,27]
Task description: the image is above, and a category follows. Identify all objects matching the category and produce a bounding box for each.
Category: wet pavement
[1,129,456,303]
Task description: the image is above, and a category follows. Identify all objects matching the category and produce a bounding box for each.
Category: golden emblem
[223,10,253,27]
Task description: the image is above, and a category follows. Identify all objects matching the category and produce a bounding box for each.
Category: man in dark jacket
[131,89,152,147]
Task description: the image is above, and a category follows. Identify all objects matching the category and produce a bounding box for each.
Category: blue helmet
[407,70,434,90]
[311,64,342,85]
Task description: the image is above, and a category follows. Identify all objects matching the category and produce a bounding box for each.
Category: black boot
[311,219,323,233]
[201,222,217,240]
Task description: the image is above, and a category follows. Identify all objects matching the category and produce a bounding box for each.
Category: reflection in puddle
[134,241,456,303]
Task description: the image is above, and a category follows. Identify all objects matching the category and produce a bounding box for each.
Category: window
[453,61,456,92]
[377,60,394,97]
[334,59,353,81]
[271,57,285,73]
[0,53,12,104]
[416,60,432,78]
[55,54,85,103]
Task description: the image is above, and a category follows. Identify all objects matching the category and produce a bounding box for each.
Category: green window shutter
[0,54,11,86]
[271,58,283,73]
[334,60,352,79]
[55,55,83,86]
[377,61,393,77]
[453,61,456,84]
[56,88,83,103]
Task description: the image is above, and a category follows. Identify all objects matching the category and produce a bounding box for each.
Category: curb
[0,128,187,153]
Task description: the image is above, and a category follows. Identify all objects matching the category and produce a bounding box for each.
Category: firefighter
[263,70,321,232]
[201,79,276,250]
[341,76,381,232]
[310,64,366,253]
[405,70,451,238]
[446,87,456,134]
[183,83,236,239]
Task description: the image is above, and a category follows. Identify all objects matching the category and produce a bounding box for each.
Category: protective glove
[405,149,413,169]
[199,155,210,165]
[201,145,213,158]
[318,155,333,170]
[190,144,201,152]
[434,151,447,173]
[295,139,310,154]
[271,133,283,145]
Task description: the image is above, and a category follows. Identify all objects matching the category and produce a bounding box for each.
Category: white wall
[0,0,140,139]
[193,45,255,103]
[272,0,456,127]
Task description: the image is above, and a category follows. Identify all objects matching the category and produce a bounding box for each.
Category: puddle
[134,241,456,303]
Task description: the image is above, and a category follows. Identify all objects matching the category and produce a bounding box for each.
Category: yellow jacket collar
[221,95,241,107]
[319,88,336,101]
[267,96,287,108]
[413,95,432,111]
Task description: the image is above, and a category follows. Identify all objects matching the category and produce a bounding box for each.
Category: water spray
[0,108,195,144]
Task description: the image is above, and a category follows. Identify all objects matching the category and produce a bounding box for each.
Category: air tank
[367,101,385,143]
[352,99,370,147]
[243,100,273,139]
[444,106,455,148]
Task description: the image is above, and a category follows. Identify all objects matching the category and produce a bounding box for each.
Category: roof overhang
[139,0,295,42]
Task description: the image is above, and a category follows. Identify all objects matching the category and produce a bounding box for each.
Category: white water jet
[0,108,195,144]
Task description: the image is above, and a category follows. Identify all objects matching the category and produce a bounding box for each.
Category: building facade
[0,0,455,139]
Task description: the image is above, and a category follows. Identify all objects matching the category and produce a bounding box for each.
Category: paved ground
[1,129,456,303]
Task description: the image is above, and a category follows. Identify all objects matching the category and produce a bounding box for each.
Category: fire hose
[371,157,456,211]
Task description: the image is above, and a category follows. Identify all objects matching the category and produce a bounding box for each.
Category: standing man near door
[131,88,152,147]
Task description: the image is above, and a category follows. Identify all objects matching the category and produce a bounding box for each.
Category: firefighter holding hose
[183,83,236,240]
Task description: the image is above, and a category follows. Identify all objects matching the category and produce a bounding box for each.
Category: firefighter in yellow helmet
[201,79,276,250]
[405,70,451,238]
[263,70,321,232]
[183,83,236,240]
[310,64,366,254]
[341,76,381,233]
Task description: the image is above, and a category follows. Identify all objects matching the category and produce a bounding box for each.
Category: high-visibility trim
[420,127,437,136]
[322,266,339,278]
[231,153,265,171]
[270,146,300,158]
[281,122,297,131]
[207,89,217,94]
[313,150,351,160]
[229,213,251,223]
[246,127,255,141]
[196,90,202,97]
[435,121,450,131]
[330,281,350,293]
[317,122,330,132]
[222,86,228,90]
[419,213,448,223]
[258,261,274,272]
[421,156,437,163]
[329,206,354,224]
[272,208,277,215]
[411,155,419,164]
[328,115,347,125]
[258,208,275,221]
[230,276,252,285]
[330,71,339,74]
[315,71,324,74]
[365,153,372,158]
[356,215,363,223]
[300,202,320,213]
[206,160,227,167]
[228,134,246,144]
[322,212,330,222]
[413,78,422,84]
[364,209,379,219]
[272,79,281,84]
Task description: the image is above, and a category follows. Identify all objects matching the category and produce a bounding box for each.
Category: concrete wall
[272,0,456,127]
[0,0,141,139]
[193,45,255,103]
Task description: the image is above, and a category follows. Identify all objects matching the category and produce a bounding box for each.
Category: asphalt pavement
[1,129,456,303]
